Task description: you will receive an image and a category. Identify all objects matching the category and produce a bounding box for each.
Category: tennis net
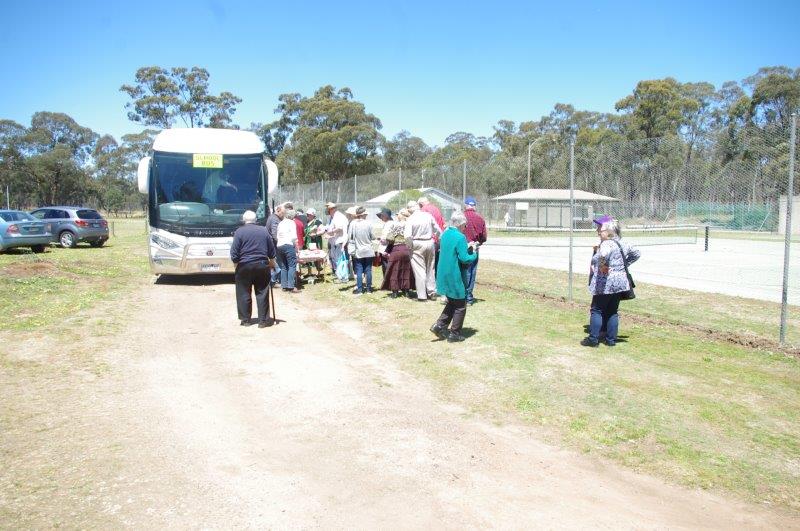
[484,225,699,248]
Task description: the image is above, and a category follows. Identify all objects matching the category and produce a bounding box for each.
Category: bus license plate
[201,264,220,272]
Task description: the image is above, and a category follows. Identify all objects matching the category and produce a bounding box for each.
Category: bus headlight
[150,234,180,250]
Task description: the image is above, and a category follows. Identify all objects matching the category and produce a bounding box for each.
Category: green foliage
[383,130,431,169]
[120,66,242,129]
[267,85,384,183]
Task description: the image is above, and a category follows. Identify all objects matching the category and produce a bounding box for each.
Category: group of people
[230,196,640,347]
[230,195,488,341]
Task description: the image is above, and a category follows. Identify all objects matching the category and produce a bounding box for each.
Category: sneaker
[389,291,399,299]
[258,319,274,328]
[605,339,616,347]
[447,331,465,342]
[430,324,447,339]
[352,288,362,295]
[240,319,253,327]
[580,337,599,347]
[366,287,375,293]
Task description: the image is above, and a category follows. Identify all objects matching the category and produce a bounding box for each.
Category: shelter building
[493,188,619,228]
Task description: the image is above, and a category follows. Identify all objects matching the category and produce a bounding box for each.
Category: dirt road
[1,278,796,528]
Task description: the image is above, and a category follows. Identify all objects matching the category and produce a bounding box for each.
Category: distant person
[375,207,394,275]
[504,211,511,227]
[430,212,477,342]
[347,206,375,294]
[418,196,446,271]
[230,210,276,328]
[266,202,285,285]
[276,208,300,293]
[323,202,349,282]
[304,208,324,277]
[582,215,641,347]
[404,202,442,301]
[462,196,487,305]
[381,208,413,298]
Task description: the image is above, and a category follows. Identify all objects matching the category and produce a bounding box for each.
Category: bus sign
[192,153,223,168]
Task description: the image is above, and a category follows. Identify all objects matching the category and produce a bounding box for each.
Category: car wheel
[89,239,106,248]
[31,244,46,253]
[59,231,77,248]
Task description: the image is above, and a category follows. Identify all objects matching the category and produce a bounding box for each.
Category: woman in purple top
[582,216,640,347]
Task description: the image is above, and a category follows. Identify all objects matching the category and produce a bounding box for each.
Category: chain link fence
[277,124,797,233]
[275,118,799,344]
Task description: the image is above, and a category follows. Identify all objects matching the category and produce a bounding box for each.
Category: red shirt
[464,209,487,245]
[294,218,305,249]
[421,203,445,243]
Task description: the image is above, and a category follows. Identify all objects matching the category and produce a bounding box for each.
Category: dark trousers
[235,260,270,322]
[435,297,467,333]
[589,293,622,343]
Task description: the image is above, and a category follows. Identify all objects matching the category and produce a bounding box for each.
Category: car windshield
[0,211,36,222]
[151,152,266,235]
[77,209,103,220]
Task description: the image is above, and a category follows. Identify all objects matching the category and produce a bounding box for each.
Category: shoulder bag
[611,240,636,300]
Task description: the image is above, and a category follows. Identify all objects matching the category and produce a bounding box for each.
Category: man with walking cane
[231,210,277,328]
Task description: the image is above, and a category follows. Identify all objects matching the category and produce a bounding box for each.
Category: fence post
[780,113,796,345]
[399,167,402,191]
[568,140,575,302]
[354,175,358,204]
[462,160,467,203]
[704,225,709,251]
[321,179,325,204]
[421,168,426,189]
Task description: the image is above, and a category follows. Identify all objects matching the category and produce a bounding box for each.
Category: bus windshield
[151,152,266,236]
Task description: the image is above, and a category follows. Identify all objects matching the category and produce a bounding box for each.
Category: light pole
[527,137,545,190]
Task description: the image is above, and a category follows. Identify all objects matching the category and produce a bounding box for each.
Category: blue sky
[1,0,798,147]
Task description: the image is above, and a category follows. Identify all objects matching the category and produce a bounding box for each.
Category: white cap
[306,208,317,216]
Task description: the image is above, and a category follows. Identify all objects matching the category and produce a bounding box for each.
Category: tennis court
[482,227,800,305]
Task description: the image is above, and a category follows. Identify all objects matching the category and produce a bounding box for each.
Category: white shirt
[404,210,441,241]
[277,218,298,247]
[327,210,349,247]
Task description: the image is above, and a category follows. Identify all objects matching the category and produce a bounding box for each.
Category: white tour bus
[137,128,278,275]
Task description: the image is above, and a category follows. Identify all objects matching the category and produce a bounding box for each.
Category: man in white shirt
[324,202,350,281]
[404,202,442,301]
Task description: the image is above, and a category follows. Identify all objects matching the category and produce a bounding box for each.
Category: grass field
[1,223,798,512]
[0,219,149,333]
[312,261,800,511]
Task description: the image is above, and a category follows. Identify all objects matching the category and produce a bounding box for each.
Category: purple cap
[593,214,613,225]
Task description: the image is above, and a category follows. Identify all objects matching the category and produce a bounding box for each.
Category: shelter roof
[493,188,619,202]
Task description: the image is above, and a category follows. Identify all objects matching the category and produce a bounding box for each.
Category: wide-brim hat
[325,202,337,209]
[345,206,358,216]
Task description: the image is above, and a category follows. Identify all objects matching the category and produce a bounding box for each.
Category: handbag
[335,250,349,281]
[611,240,636,300]
[372,253,382,267]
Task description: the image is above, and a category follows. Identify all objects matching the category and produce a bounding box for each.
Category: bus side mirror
[265,159,279,193]
[137,157,151,194]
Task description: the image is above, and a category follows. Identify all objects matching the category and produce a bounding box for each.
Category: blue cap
[464,196,477,206]
[593,214,613,225]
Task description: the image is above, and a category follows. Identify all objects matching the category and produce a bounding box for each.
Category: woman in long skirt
[381,208,413,298]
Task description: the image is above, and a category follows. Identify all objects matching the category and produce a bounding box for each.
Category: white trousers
[411,239,436,300]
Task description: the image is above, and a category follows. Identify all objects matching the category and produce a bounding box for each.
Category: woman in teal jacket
[430,212,477,342]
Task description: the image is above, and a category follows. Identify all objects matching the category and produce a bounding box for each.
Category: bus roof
[152,128,265,155]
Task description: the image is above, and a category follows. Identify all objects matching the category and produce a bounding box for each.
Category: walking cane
[268,262,277,324]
